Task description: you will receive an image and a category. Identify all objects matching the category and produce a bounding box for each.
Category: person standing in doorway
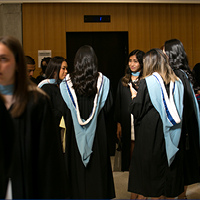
[60,45,115,199]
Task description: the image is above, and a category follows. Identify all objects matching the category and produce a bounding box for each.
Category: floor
[111,156,200,199]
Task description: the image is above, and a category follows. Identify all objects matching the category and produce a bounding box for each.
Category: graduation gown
[62,86,116,199]
[114,78,133,171]
[173,69,200,185]
[128,79,185,197]
[40,83,66,132]
[9,90,68,199]
[0,99,14,199]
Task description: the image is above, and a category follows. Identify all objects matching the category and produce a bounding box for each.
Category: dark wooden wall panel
[22,2,199,77]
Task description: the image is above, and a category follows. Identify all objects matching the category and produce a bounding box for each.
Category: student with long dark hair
[38,56,68,141]
[128,48,185,198]
[0,35,68,199]
[114,49,145,173]
[164,39,200,199]
[60,45,115,199]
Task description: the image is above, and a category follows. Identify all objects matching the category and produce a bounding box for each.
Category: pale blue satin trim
[60,73,110,167]
[0,84,14,95]
[38,79,56,88]
[146,74,184,166]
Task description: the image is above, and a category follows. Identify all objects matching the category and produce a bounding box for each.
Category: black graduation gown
[0,99,14,199]
[40,83,66,133]
[9,90,68,199]
[114,78,132,171]
[173,69,200,185]
[62,88,116,199]
[128,79,185,197]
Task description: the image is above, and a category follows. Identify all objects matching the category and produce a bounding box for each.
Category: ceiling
[1,0,200,3]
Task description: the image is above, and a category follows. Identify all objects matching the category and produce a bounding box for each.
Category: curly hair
[164,39,195,86]
[70,45,99,97]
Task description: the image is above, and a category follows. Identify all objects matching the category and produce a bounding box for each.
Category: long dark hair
[0,36,31,118]
[164,39,195,86]
[122,49,145,87]
[70,45,99,97]
[45,56,66,85]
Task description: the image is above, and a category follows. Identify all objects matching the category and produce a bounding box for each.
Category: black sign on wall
[84,15,110,23]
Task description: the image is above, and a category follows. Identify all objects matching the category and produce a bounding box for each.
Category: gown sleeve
[129,79,152,121]
[20,93,68,199]
[41,84,64,127]
[103,84,113,114]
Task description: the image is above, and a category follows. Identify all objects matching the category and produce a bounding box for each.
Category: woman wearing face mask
[0,35,68,199]
[38,56,68,146]
[114,49,145,174]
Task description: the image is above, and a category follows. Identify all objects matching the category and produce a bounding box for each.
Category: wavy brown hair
[164,39,195,87]
[69,45,99,97]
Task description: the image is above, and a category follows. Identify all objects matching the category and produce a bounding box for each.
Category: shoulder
[41,83,56,90]
[173,69,186,79]
[117,77,125,87]
[138,78,147,87]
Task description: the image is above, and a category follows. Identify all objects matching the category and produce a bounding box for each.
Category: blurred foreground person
[0,35,68,199]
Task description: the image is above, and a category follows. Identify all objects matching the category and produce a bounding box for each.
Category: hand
[129,83,137,99]
[116,123,122,140]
